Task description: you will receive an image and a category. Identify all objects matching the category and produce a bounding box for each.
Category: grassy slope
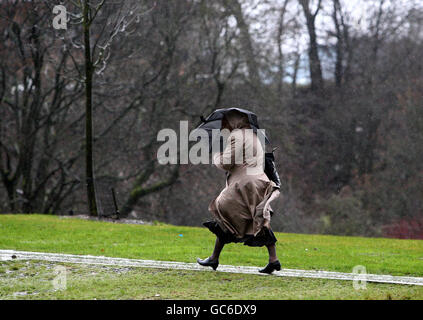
[1,260,422,300]
[0,214,422,277]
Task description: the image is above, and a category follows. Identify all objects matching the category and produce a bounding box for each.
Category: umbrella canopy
[196,107,270,149]
[195,108,281,187]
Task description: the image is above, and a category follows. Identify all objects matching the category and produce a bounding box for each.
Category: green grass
[0,214,422,300]
[0,214,422,277]
[1,260,422,300]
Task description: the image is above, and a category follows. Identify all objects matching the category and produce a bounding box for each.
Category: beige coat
[208,128,280,240]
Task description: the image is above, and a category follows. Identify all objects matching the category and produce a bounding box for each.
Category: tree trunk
[222,0,261,91]
[277,0,290,100]
[291,52,301,98]
[332,0,344,88]
[83,0,98,217]
[299,0,324,94]
[22,19,43,213]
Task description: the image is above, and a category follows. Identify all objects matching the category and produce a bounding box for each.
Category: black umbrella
[196,108,269,149]
[195,108,281,187]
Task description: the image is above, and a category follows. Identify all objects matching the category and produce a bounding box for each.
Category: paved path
[1,249,422,286]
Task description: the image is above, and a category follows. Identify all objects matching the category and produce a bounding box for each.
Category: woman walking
[197,110,281,274]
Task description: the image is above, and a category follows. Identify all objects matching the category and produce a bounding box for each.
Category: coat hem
[203,220,277,247]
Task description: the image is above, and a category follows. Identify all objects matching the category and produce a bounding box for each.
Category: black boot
[259,260,281,274]
[197,257,219,270]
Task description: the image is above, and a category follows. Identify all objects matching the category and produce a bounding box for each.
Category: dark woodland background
[1,0,422,239]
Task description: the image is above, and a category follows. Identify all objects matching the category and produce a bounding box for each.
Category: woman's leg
[210,237,225,261]
[266,243,278,263]
[259,243,280,273]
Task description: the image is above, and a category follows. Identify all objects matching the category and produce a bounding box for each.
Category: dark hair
[221,110,250,132]
[221,115,232,131]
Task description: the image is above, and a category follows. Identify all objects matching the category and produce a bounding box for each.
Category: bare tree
[276,0,291,100]
[332,0,344,88]
[299,0,324,93]
[221,0,261,93]
[0,1,84,213]
[66,0,145,216]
